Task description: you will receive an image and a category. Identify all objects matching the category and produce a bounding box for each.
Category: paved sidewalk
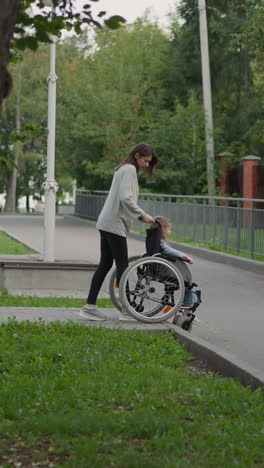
[0,214,264,380]
[0,215,144,262]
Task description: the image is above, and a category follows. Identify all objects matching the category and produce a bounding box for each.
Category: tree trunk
[4,62,21,213]
[0,0,22,105]
[26,194,30,213]
[4,173,17,212]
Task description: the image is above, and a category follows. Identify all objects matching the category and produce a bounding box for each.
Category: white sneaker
[119,310,137,321]
[80,305,106,321]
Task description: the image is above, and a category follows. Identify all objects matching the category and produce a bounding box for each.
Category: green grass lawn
[133,227,264,262]
[171,222,264,261]
[0,230,36,255]
[170,233,264,262]
[0,319,263,467]
[72,215,264,261]
[0,289,113,308]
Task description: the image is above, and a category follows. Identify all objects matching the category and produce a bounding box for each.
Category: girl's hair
[150,216,172,231]
[117,143,159,177]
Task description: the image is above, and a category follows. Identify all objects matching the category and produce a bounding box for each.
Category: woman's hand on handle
[183,254,193,264]
[139,213,155,224]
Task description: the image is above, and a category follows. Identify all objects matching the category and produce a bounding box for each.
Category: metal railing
[75,190,264,258]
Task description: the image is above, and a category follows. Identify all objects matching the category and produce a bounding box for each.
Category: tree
[0,0,125,105]
[56,21,170,190]
[1,46,49,211]
[167,0,263,192]
[238,0,264,71]
[141,93,211,195]
[4,61,21,212]
[0,0,21,104]
[0,0,125,211]
[2,2,262,206]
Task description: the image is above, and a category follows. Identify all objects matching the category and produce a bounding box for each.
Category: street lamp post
[198,0,216,196]
[42,0,58,261]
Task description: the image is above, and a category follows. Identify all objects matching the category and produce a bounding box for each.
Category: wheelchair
[109,223,201,331]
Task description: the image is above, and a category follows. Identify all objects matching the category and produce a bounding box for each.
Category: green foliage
[0,48,49,204]
[143,94,208,194]
[0,320,263,466]
[170,0,264,161]
[57,22,172,191]
[104,15,126,30]
[12,1,126,56]
[3,1,263,202]
[236,0,264,70]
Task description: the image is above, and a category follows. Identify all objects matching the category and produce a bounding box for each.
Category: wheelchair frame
[109,254,201,329]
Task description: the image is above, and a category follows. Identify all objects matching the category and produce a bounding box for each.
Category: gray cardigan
[96,164,144,237]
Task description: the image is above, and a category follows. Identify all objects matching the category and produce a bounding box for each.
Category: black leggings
[87,230,128,304]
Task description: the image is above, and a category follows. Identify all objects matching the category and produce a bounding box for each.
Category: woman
[81,143,158,321]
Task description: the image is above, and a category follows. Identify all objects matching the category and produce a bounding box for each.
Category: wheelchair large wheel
[119,256,185,323]
[109,256,141,311]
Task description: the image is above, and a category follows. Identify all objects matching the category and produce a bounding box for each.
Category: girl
[81,143,158,321]
[151,216,197,309]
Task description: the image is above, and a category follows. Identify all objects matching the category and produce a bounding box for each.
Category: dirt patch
[0,437,69,467]
[187,358,215,378]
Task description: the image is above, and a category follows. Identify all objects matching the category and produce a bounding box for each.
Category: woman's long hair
[117,143,159,177]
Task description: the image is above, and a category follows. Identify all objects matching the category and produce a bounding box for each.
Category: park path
[0,214,263,374]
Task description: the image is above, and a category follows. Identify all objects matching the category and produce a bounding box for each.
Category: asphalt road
[0,214,263,373]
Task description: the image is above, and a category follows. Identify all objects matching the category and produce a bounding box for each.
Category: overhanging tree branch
[0,0,125,105]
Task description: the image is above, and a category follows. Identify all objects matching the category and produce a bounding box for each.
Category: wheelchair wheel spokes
[119,257,185,323]
[109,255,141,311]
[125,275,165,316]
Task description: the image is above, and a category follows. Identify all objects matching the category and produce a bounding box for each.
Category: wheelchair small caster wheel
[182,320,192,331]
[173,313,193,332]
[135,304,144,313]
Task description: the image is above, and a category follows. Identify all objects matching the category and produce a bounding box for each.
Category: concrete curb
[128,231,264,275]
[169,324,264,390]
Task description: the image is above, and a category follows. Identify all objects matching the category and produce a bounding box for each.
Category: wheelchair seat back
[145,221,192,285]
[145,221,162,256]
